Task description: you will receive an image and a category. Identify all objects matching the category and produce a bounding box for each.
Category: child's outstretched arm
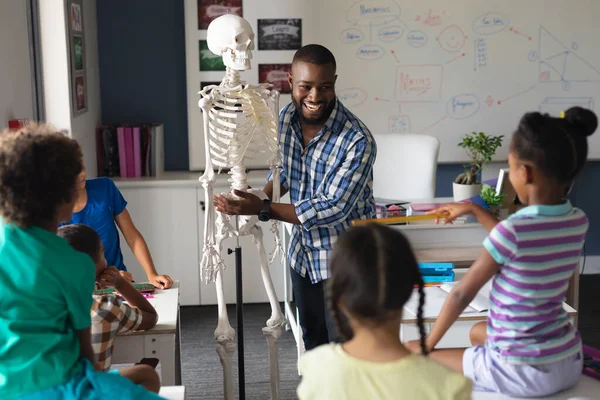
[99,266,158,330]
[115,209,173,289]
[424,249,500,351]
[428,203,499,232]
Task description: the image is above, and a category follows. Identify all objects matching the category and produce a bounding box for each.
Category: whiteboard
[317,0,600,162]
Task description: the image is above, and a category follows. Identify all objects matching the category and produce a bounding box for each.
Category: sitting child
[296,224,472,400]
[0,123,163,399]
[411,107,597,397]
[61,164,172,288]
[57,223,159,391]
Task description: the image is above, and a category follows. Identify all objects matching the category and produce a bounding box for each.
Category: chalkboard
[318,0,600,162]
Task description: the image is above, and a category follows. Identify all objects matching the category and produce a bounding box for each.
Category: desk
[471,375,599,399]
[112,282,182,386]
[400,275,577,348]
[395,216,580,325]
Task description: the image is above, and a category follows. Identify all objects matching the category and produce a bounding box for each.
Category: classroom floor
[180,274,600,399]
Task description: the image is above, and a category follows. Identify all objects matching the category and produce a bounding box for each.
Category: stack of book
[374,198,409,219]
[406,201,469,224]
[96,123,164,178]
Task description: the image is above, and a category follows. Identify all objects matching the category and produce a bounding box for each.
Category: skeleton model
[197,14,286,400]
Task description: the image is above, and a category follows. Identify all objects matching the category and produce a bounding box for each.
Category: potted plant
[480,184,504,218]
[453,131,504,201]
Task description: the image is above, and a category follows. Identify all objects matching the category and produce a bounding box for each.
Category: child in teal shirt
[0,124,163,399]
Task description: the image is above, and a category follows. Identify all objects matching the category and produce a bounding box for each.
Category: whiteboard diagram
[320,0,600,161]
[537,26,600,86]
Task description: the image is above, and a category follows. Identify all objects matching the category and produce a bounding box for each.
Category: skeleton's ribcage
[206,91,279,169]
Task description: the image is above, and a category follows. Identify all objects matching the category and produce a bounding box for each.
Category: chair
[371,133,440,200]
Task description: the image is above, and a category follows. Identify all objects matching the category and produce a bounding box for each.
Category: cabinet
[114,172,288,306]
[117,186,201,306]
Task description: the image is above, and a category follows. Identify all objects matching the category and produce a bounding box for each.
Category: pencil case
[418,262,455,283]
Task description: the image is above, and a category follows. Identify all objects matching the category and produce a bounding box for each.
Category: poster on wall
[73,36,84,71]
[199,40,226,71]
[67,0,86,115]
[197,0,243,30]
[70,1,82,32]
[74,75,86,112]
[258,64,292,94]
[257,19,302,50]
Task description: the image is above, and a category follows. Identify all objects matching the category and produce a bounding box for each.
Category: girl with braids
[408,107,597,397]
[296,224,472,400]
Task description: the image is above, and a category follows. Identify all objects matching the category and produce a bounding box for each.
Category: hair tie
[560,111,566,119]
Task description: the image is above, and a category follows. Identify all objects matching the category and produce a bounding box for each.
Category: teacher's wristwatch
[258,199,271,222]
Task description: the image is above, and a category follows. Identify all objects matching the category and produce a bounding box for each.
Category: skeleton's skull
[207,14,255,71]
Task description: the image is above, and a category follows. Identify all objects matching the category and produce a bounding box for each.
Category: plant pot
[487,205,501,218]
[453,182,482,202]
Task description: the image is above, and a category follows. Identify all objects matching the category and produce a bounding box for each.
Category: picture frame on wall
[66,0,87,115]
[199,40,226,71]
[73,36,84,71]
[257,19,302,51]
[74,75,86,112]
[197,0,243,30]
[258,64,292,94]
[70,1,82,32]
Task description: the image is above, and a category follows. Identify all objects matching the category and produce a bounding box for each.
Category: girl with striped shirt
[408,107,597,397]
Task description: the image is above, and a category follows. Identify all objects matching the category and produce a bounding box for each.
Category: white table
[112,281,182,386]
[472,375,599,399]
[400,270,577,348]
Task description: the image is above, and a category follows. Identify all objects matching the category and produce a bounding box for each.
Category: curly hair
[57,224,102,263]
[0,123,83,227]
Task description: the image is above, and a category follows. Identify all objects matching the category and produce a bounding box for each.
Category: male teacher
[214,44,377,350]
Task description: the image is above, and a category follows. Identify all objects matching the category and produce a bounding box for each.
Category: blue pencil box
[418,262,455,283]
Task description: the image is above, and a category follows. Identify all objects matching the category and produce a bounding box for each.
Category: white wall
[0,1,35,127]
[40,0,100,177]
[185,0,321,170]
[70,0,101,177]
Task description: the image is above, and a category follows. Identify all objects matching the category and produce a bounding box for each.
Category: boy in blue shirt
[62,167,173,289]
[0,124,163,399]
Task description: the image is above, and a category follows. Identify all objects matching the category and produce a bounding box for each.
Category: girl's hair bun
[565,107,598,137]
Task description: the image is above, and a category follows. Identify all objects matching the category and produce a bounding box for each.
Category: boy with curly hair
[0,124,163,399]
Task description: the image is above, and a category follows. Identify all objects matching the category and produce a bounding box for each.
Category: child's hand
[427,203,474,224]
[98,266,124,289]
[149,274,173,290]
[119,270,133,282]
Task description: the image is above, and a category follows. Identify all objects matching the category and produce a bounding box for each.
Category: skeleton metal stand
[228,229,245,399]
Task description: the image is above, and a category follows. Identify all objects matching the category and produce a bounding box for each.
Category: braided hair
[511,107,597,185]
[326,224,428,355]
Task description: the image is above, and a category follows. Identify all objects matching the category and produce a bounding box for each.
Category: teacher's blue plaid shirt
[268,99,376,283]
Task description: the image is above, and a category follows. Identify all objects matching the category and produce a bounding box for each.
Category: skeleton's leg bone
[213,218,236,400]
[263,324,283,400]
[251,225,285,400]
[251,225,285,327]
